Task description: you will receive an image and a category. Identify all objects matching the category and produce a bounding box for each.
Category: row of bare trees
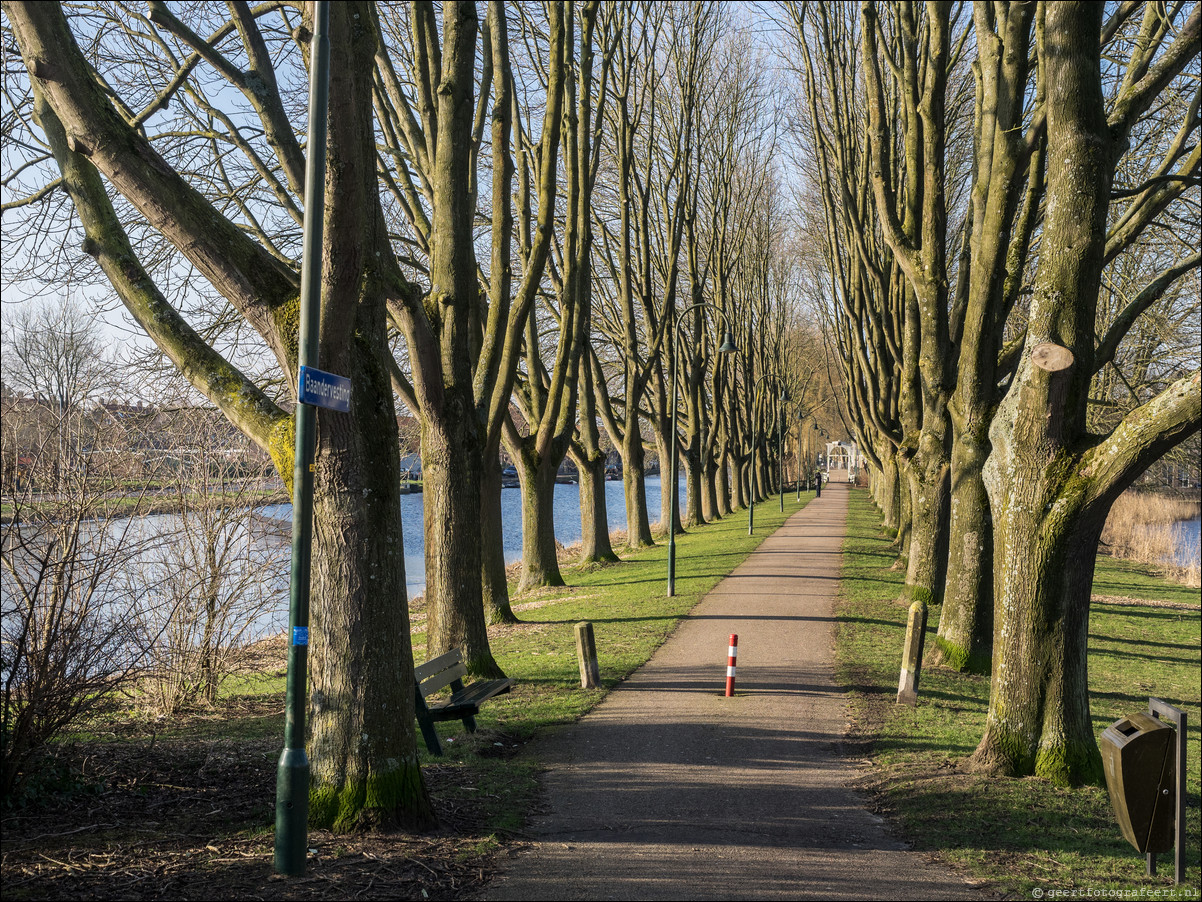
[3,1,814,828]
[786,0,1199,785]
[9,0,1193,827]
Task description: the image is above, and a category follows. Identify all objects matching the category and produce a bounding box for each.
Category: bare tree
[5,1,432,829]
[972,1,1200,784]
[788,1,909,547]
[590,0,671,549]
[377,2,567,668]
[2,296,117,490]
[789,0,1200,785]
[503,1,606,591]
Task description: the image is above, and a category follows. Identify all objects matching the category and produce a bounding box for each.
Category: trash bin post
[1147,698,1186,884]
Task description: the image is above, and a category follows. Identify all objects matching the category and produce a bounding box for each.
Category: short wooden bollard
[896,599,928,705]
[575,621,601,689]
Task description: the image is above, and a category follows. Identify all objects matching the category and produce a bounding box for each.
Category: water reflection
[1,508,290,675]
[1171,518,1200,566]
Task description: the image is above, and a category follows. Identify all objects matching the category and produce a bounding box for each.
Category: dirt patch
[1091,593,1200,611]
[835,663,892,761]
[3,634,519,900]
[2,731,512,901]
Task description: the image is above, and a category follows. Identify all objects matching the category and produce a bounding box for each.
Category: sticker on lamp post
[298,365,351,412]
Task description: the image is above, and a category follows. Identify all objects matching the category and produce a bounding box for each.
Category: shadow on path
[486,483,988,902]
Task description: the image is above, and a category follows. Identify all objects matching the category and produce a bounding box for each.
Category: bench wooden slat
[448,677,513,709]
[417,661,469,697]
[421,678,513,720]
[413,649,464,683]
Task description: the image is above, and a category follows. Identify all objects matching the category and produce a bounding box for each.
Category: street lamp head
[718,330,738,355]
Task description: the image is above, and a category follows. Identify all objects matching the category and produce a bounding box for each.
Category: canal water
[1172,518,1200,566]
[1,478,687,661]
[262,475,688,598]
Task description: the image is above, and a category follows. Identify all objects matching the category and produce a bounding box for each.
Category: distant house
[399,453,422,478]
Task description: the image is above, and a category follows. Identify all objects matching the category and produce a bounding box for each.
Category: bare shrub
[1,298,172,798]
[136,408,287,715]
[1,432,164,798]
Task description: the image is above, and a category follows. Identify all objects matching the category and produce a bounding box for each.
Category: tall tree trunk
[876,451,902,533]
[309,431,431,830]
[934,0,1040,676]
[714,450,731,517]
[572,351,618,563]
[422,406,502,678]
[480,456,517,624]
[701,453,719,522]
[413,1,506,680]
[727,448,745,511]
[902,445,950,604]
[933,426,992,671]
[972,0,1201,783]
[514,439,566,591]
[622,426,654,548]
[308,323,433,829]
[682,443,704,528]
[572,443,618,563]
[894,460,913,560]
[975,404,1103,783]
[656,431,678,533]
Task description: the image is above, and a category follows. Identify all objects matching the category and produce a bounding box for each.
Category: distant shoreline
[0,487,289,525]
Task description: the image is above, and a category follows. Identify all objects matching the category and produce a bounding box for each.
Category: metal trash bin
[1100,713,1176,854]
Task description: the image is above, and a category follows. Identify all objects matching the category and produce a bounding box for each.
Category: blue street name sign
[298,365,351,412]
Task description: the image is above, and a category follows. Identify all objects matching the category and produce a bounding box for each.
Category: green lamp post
[275,0,329,877]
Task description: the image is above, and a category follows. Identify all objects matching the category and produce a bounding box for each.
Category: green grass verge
[839,488,1201,898]
[410,493,812,746]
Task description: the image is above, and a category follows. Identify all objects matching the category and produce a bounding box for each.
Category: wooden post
[896,600,928,706]
[575,621,601,689]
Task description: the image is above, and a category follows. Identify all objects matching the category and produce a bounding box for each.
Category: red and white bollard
[725,633,738,697]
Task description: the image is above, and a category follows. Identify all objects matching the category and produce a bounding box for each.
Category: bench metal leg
[416,714,443,756]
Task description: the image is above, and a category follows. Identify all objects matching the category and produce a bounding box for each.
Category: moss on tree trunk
[971,457,1104,785]
[934,433,992,672]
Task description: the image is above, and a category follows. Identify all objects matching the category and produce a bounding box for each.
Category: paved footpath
[486,482,989,901]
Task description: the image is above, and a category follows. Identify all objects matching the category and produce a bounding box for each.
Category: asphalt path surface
[487,482,988,901]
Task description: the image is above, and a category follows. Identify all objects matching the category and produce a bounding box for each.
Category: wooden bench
[413,648,513,756]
